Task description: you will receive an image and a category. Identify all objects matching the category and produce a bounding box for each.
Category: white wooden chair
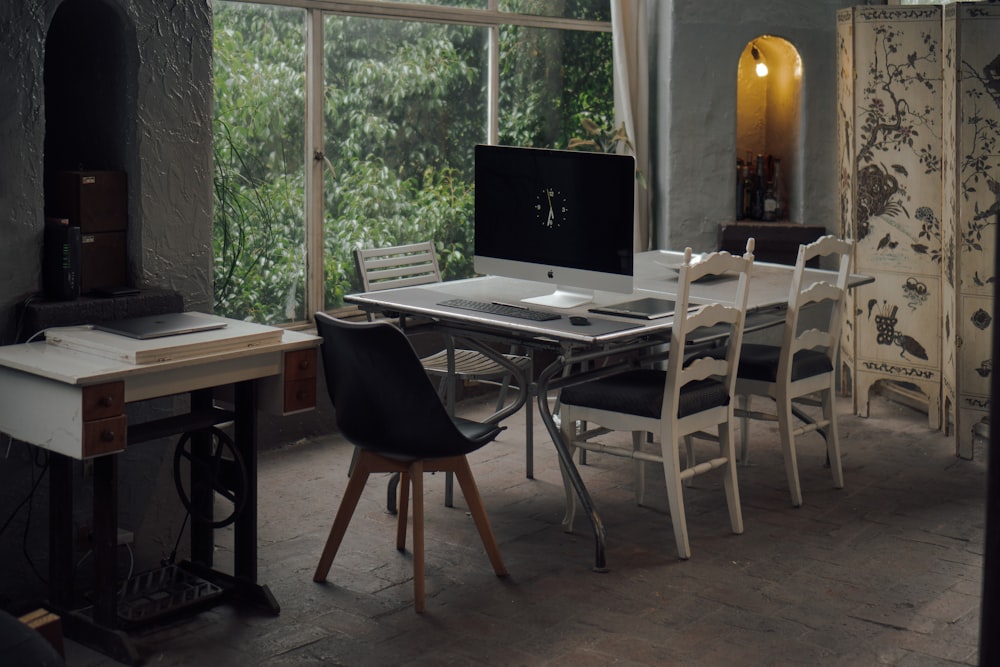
[732,235,853,507]
[558,241,755,560]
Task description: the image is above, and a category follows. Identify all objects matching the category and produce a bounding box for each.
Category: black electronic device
[42,217,81,301]
[474,145,635,309]
[437,298,561,321]
[589,297,678,320]
[46,170,129,293]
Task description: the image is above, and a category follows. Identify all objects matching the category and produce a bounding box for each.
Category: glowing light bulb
[750,45,768,78]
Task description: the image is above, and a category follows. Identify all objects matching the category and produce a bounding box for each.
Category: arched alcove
[44,0,130,173]
[735,35,802,222]
[43,0,136,292]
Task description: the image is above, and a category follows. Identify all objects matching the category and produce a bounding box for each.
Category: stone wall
[0,0,213,608]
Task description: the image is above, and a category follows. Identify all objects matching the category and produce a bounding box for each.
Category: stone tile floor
[66,393,987,666]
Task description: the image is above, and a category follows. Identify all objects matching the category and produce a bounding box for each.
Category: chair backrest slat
[355,241,442,292]
[780,235,853,383]
[665,241,755,417]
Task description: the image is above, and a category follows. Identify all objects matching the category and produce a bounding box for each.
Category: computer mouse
[569,316,590,326]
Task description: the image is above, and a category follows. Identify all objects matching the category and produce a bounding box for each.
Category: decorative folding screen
[838,4,1000,459]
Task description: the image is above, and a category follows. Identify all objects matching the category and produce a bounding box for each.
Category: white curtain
[612,0,651,251]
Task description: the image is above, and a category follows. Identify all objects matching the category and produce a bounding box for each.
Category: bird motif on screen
[893,333,928,360]
[876,232,898,251]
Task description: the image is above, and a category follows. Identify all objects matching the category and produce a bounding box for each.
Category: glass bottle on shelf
[750,155,766,220]
[742,163,752,220]
[735,159,746,220]
[772,158,785,220]
[763,181,777,221]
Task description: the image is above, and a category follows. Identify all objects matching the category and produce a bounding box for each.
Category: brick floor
[65,393,986,666]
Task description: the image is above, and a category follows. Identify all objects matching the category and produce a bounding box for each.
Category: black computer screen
[474,144,635,301]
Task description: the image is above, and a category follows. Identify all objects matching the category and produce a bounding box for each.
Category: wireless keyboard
[438,298,561,321]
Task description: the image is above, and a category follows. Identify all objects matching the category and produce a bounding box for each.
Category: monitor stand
[522,286,594,309]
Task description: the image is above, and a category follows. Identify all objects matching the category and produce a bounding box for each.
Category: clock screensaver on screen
[474,144,634,277]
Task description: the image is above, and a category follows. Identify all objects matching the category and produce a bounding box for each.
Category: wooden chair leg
[318,451,504,613]
[451,456,508,577]
[410,461,426,613]
[659,435,691,560]
[314,453,373,582]
[719,423,744,535]
[822,384,845,490]
[777,394,804,508]
[347,445,360,477]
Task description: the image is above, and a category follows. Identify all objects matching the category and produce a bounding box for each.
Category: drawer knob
[99,395,114,407]
[101,430,116,442]
[298,359,311,370]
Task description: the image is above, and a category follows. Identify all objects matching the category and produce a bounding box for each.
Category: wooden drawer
[283,378,317,413]
[284,349,317,382]
[83,415,127,458]
[282,349,317,413]
[82,382,124,420]
[82,382,126,457]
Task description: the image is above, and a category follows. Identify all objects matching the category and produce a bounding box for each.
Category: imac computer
[474,144,635,309]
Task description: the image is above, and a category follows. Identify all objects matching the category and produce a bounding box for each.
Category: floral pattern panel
[943,4,999,459]
[837,11,856,395]
[839,6,944,428]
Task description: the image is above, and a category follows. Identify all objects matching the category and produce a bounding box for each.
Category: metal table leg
[536,355,608,572]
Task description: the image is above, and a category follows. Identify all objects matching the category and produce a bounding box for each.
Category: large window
[213,0,613,325]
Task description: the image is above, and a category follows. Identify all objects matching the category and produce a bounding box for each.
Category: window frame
[217,0,612,324]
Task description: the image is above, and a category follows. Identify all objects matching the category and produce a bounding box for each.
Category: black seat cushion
[737,343,832,383]
[560,368,730,420]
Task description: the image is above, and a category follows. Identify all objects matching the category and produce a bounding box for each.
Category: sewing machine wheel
[172,427,248,529]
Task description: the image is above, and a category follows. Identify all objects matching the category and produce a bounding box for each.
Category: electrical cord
[163,511,191,568]
[22,448,49,585]
[0,444,49,586]
[25,324,95,344]
[11,293,39,345]
[0,447,48,541]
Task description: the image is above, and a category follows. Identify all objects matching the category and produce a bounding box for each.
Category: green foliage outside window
[212,1,613,324]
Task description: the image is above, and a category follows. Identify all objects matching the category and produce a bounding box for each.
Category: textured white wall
[0,0,213,344]
[653,0,863,252]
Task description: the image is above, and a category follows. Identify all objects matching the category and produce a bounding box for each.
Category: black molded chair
[355,242,534,506]
[312,312,508,613]
[354,242,532,431]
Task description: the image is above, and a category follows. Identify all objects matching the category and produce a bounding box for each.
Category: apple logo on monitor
[547,270,554,279]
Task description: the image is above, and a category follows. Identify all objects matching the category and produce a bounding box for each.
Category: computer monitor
[474,144,635,308]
